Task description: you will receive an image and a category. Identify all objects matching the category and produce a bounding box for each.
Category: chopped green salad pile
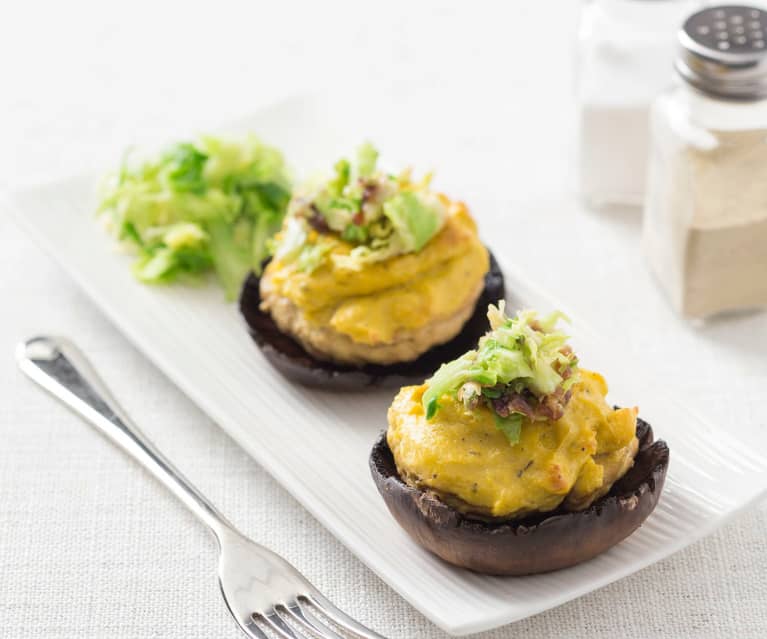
[98,134,292,299]
[422,302,580,444]
[273,142,447,272]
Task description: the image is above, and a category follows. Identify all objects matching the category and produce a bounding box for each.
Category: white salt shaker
[643,5,767,318]
[576,0,701,209]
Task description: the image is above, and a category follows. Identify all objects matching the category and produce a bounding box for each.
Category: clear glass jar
[643,6,767,318]
[576,0,702,209]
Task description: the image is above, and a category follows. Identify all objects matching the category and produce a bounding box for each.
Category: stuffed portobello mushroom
[370,302,669,575]
[239,143,504,387]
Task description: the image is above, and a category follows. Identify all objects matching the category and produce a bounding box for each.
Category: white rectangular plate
[5,94,767,636]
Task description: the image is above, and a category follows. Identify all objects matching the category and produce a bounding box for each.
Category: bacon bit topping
[490,387,572,423]
[361,181,378,206]
[307,204,329,233]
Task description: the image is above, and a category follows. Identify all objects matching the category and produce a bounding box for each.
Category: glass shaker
[576,0,702,209]
[643,5,767,318]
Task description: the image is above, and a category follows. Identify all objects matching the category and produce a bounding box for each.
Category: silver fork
[17,336,388,639]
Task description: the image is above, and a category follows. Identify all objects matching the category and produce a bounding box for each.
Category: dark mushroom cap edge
[369,417,669,576]
[238,249,505,389]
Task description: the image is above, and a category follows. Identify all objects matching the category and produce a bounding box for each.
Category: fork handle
[17,336,236,542]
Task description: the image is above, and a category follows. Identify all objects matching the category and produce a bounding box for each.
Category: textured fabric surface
[2,1,767,637]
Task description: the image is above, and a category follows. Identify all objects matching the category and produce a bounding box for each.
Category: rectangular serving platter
[5,93,767,635]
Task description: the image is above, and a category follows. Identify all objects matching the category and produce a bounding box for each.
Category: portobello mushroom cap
[239,250,505,389]
[369,417,669,575]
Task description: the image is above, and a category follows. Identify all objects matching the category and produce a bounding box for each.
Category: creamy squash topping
[387,370,638,519]
[387,304,639,519]
[262,143,489,346]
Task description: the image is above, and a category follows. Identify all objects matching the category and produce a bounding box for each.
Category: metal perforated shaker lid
[676,5,767,99]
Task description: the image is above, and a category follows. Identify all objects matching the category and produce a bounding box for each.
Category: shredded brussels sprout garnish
[271,142,446,273]
[97,134,292,300]
[422,302,580,444]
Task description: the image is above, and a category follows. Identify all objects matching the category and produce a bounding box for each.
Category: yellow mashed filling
[263,200,489,345]
[387,370,638,518]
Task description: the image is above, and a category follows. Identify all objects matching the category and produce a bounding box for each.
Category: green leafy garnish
[356,142,379,178]
[297,244,332,273]
[494,413,523,445]
[164,143,208,194]
[341,223,368,243]
[426,398,439,420]
[422,302,579,445]
[98,134,292,299]
[328,159,351,196]
[382,191,442,253]
[271,142,446,272]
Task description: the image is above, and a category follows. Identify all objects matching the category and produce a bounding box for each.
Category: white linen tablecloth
[2,1,766,637]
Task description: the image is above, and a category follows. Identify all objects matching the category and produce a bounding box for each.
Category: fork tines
[245,594,384,639]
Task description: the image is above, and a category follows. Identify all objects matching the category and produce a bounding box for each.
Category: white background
[2,1,766,637]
